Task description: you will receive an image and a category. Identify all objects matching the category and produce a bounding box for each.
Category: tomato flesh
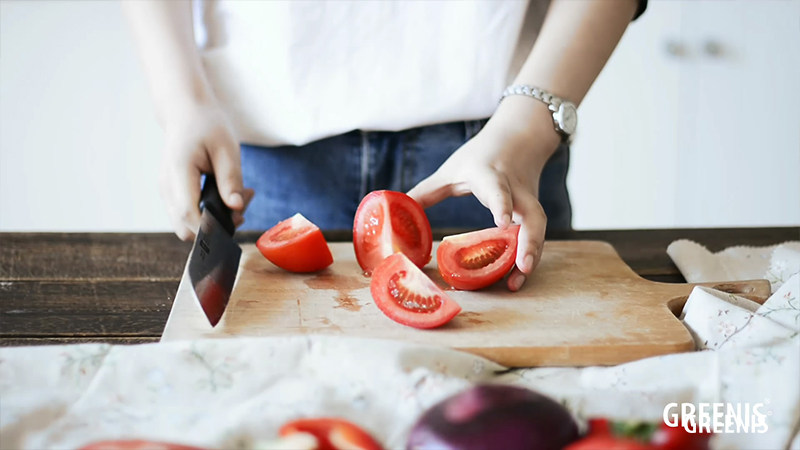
[437,225,520,290]
[371,253,461,328]
[279,417,383,450]
[256,213,333,273]
[353,191,432,273]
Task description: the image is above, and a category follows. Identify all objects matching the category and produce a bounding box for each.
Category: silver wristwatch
[501,84,577,140]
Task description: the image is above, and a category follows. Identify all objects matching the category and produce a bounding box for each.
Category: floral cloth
[1,243,798,450]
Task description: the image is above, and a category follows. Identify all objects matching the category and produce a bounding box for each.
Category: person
[123,0,646,291]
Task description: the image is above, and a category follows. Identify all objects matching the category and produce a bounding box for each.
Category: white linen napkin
[667,239,800,293]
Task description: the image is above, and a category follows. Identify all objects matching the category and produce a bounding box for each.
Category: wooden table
[1,228,797,347]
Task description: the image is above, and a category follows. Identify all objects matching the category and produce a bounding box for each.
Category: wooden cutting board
[162,241,770,367]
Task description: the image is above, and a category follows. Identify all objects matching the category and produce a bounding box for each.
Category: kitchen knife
[188,175,241,327]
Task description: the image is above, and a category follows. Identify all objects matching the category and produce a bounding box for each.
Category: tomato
[566,419,654,450]
[279,417,383,450]
[353,190,432,274]
[566,436,654,450]
[436,225,520,290]
[370,253,461,328]
[257,213,333,273]
[651,423,712,450]
[78,441,205,450]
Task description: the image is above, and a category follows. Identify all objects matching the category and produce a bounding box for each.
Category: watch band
[500,84,577,140]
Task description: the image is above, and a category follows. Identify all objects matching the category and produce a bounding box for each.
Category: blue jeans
[240,120,572,231]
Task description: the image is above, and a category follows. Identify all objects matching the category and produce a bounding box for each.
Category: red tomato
[353,191,432,273]
[257,213,333,273]
[651,423,712,450]
[370,253,461,328]
[566,420,654,450]
[436,225,520,290]
[566,436,654,450]
[79,441,205,450]
[279,417,383,450]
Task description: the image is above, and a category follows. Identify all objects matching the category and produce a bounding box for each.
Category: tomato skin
[566,436,654,450]
[256,213,333,273]
[353,191,432,273]
[78,441,206,450]
[651,424,712,450]
[436,225,520,290]
[279,417,383,450]
[371,253,461,329]
[566,420,654,450]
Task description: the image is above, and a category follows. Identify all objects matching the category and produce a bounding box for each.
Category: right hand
[160,103,254,241]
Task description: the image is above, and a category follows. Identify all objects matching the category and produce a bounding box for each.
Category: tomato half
[79,441,205,450]
[436,225,520,290]
[353,191,432,274]
[371,253,461,329]
[279,417,383,450]
[257,213,333,273]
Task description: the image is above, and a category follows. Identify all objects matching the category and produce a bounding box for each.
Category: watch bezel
[553,102,578,136]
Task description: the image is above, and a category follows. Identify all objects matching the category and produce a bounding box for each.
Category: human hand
[407,98,562,291]
[160,103,254,241]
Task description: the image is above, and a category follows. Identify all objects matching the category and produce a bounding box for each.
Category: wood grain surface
[1,228,796,347]
[161,241,770,367]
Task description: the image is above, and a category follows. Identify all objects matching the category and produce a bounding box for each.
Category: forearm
[122,0,215,126]
[491,0,639,165]
[517,0,638,105]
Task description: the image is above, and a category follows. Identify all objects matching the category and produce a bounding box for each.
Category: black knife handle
[200,175,236,235]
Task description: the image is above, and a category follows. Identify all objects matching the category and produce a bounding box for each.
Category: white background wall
[1,0,798,232]
[1,0,166,232]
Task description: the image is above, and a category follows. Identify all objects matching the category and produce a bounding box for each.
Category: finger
[160,161,202,241]
[174,160,204,235]
[510,187,547,275]
[241,188,255,213]
[232,211,245,228]
[469,172,513,228]
[507,267,526,292]
[407,172,457,209]
[208,136,244,210]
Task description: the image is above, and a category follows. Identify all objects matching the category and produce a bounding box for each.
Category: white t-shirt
[194,0,550,147]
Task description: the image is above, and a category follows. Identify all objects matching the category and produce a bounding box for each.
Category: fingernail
[511,273,526,291]
[500,214,511,228]
[229,192,243,208]
[523,254,534,272]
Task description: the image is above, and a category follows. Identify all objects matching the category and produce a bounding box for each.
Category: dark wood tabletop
[1,227,797,348]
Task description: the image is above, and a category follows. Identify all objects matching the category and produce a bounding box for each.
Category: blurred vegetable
[651,422,712,450]
[565,419,653,450]
[566,418,713,450]
[79,441,205,450]
[406,384,579,450]
[279,418,383,450]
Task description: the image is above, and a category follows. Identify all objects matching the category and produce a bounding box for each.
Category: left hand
[407,98,562,291]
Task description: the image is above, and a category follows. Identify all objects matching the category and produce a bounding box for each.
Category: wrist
[158,75,219,128]
[486,96,563,169]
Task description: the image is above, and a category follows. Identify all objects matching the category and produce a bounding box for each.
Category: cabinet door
[676,0,800,227]
[568,1,684,229]
[569,0,800,229]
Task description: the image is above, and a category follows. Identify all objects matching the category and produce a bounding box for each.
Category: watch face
[556,103,577,135]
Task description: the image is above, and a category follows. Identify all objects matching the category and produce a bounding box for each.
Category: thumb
[407,172,455,209]
[208,139,244,211]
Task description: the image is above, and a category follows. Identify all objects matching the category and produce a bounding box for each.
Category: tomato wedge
[257,213,333,273]
[279,417,383,450]
[353,190,432,274]
[79,441,205,450]
[436,225,520,290]
[370,253,461,328]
